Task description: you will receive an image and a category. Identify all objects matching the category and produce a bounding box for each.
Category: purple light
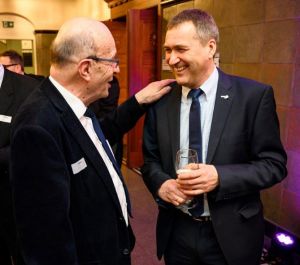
[275,233,295,246]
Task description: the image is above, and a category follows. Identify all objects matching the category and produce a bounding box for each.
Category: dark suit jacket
[0,68,38,220]
[10,78,146,265]
[141,69,287,265]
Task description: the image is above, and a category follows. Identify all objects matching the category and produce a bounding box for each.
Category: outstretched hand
[135,79,175,105]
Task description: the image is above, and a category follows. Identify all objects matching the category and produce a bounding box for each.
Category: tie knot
[84,108,95,119]
[188,89,203,100]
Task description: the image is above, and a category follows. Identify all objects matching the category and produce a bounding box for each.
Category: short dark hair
[167,9,219,45]
[0,50,24,70]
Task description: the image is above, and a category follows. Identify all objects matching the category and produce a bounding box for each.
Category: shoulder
[219,69,271,91]
[218,69,273,102]
[151,81,181,108]
[5,69,40,96]
[6,69,39,86]
[12,86,56,132]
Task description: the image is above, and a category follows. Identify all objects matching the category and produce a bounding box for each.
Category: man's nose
[167,52,180,66]
[113,64,120,73]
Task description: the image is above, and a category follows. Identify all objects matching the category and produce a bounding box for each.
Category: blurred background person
[0,63,39,265]
[0,50,24,75]
[0,50,44,81]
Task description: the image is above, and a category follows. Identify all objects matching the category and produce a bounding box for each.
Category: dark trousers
[0,184,24,265]
[164,213,228,265]
[0,236,12,265]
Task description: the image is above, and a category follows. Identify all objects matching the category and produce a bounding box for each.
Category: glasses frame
[2,63,18,69]
[86,55,119,67]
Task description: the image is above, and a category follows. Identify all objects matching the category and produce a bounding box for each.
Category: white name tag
[0,114,12,123]
[71,157,87,174]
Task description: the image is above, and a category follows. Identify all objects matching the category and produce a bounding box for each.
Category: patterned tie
[187,89,204,217]
[84,108,131,215]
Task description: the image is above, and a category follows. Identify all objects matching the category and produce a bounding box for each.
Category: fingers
[134,79,175,104]
[158,179,189,206]
[151,85,172,101]
[177,164,219,194]
[157,79,176,86]
[184,163,199,170]
[180,188,205,196]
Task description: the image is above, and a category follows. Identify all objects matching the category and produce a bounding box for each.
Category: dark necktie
[84,108,131,215]
[188,89,204,217]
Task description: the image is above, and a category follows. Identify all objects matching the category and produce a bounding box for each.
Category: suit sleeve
[11,126,78,265]
[100,96,146,145]
[141,106,173,207]
[215,87,287,201]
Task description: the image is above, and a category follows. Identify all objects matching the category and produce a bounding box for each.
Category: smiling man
[141,9,287,265]
[10,17,173,265]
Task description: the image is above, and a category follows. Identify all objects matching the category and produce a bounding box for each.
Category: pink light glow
[275,233,295,246]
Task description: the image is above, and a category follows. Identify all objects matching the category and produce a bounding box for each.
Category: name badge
[71,157,87,174]
[0,114,12,123]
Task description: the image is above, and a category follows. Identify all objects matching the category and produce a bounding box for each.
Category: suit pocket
[238,202,262,219]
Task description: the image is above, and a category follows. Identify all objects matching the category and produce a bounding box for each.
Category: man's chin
[175,78,188,87]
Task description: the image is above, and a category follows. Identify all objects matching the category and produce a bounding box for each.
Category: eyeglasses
[86,55,119,68]
[2,63,18,69]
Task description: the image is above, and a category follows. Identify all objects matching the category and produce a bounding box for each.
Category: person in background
[0,50,25,75]
[0,64,39,265]
[0,50,45,81]
[90,75,123,167]
[141,8,287,265]
[10,17,173,265]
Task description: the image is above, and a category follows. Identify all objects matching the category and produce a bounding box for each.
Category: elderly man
[10,18,173,265]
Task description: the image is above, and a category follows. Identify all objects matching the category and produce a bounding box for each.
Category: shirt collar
[49,75,86,119]
[182,66,219,101]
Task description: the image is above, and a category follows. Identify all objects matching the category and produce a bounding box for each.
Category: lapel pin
[221,95,229,99]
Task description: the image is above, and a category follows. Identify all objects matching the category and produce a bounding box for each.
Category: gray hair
[167,9,219,45]
[50,28,97,66]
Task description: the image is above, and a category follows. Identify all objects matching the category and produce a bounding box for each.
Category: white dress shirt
[179,67,219,216]
[0,64,4,88]
[49,76,128,225]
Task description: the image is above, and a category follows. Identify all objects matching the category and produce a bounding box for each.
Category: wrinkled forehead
[95,24,117,57]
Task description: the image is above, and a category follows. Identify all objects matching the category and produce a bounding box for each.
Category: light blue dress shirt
[179,66,219,216]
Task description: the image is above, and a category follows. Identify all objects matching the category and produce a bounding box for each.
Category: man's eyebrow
[163,44,188,49]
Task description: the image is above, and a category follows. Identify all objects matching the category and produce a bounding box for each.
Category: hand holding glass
[175,149,198,210]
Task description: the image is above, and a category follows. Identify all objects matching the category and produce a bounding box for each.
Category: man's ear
[208,39,217,59]
[78,60,91,81]
[15,64,23,74]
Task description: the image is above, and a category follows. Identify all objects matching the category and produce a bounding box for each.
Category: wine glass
[175,148,198,213]
[175,148,198,173]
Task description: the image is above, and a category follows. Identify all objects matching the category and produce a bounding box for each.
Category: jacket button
[123,248,129,255]
[119,216,123,221]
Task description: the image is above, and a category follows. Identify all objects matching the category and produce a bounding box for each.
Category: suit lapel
[167,83,182,166]
[43,79,124,215]
[206,70,233,164]
[0,70,14,114]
